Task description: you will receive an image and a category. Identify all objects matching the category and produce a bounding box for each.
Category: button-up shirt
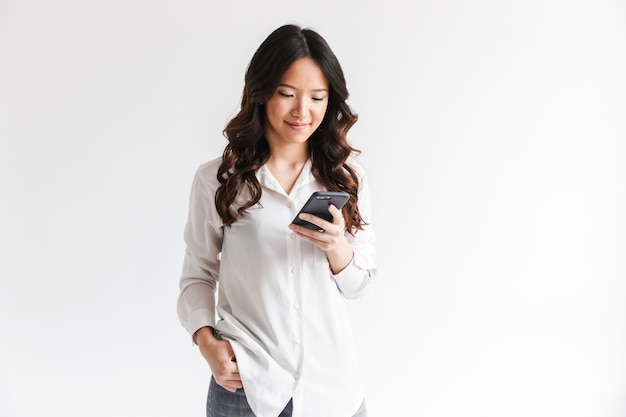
[177,156,376,417]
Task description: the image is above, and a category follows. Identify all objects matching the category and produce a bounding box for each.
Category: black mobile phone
[291,191,350,232]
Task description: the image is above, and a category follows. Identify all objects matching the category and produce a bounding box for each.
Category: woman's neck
[265,145,309,194]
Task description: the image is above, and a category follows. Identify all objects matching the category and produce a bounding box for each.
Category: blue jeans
[206,376,368,417]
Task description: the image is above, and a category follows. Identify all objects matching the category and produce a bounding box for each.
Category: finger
[292,213,327,233]
[224,359,239,373]
[215,369,242,391]
[218,380,243,392]
[222,374,242,383]
[327,203,343,222]
[327,204,346,228]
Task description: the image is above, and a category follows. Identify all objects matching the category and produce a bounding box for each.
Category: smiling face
[264,57,329,150]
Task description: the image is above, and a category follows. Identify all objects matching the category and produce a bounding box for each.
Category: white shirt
[177,156,376,417]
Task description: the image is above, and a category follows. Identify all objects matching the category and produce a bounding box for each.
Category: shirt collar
[257,159,315,197]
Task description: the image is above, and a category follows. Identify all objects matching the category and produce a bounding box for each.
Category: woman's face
[264,57,329,149]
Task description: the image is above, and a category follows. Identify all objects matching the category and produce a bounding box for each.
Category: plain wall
[1,1,625,416]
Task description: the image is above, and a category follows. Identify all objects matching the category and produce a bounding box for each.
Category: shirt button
[291,267,299,274]
[294,372,300,380]
[293,303,300,310]
[290,233,297,240]
[294,338,301,345]
[287,202,294,208]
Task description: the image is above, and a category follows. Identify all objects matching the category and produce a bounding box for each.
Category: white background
[1,1,625,416]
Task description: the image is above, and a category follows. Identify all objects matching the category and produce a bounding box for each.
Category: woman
[177,24,376,417]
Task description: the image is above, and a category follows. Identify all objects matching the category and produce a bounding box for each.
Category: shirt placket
[286,198,305,382]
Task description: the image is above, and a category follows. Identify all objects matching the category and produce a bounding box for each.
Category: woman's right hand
[194,326,242,392]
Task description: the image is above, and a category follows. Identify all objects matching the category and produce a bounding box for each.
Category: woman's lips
[286,121,309,131]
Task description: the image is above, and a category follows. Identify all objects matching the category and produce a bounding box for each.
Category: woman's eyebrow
[277,83,328,92]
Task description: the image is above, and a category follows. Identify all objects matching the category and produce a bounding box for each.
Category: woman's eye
[278,91,294,98]
[312,97,325,102]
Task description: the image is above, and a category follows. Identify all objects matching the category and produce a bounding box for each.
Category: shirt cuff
[185,308,216,345]
[330,252,375,299]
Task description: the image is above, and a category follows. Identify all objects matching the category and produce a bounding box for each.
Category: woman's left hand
[288,204,354,274]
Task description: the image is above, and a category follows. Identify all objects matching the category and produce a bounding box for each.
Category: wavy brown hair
[216,24,365,234]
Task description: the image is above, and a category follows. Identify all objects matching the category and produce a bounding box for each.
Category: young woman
[177,24,376,417]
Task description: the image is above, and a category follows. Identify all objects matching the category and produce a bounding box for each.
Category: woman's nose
[291,98,308,117]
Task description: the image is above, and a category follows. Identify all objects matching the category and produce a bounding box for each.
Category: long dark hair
[216,24,365,233]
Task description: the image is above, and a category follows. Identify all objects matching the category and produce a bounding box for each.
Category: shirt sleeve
[331,162,377,299]
[176,164,223,340]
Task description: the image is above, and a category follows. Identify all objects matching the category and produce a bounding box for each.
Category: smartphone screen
[291,191,350,232]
